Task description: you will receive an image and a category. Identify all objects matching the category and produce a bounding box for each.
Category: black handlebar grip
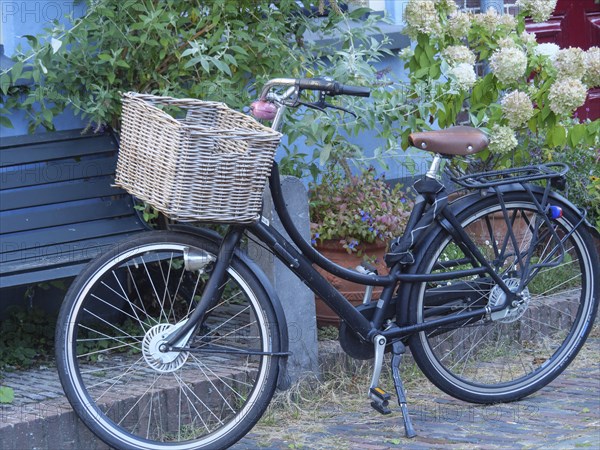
[296,78,370,97]
[335,84,371,97]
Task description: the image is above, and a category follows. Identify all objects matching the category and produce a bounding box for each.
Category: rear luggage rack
[451,163,569,189]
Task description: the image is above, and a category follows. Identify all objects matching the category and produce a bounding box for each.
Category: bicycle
[55,77,600,450]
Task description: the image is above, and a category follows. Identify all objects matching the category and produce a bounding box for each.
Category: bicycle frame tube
[249,220,375,339]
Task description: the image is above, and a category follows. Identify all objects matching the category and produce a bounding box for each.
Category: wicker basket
[116,92,282,223]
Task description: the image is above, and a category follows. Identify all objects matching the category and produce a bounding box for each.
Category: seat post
[425,153,442,179]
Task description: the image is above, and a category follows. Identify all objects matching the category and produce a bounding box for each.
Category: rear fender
[169,224,291,389]
[442,184,597,236]
[397,185,598,327]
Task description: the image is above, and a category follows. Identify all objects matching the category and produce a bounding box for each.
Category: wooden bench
[0,129,150,289]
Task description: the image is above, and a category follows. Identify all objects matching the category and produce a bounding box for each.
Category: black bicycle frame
[166,163,516,348]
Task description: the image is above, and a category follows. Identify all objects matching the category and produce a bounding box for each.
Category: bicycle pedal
[370,387,391,403]
[370,399,392,415]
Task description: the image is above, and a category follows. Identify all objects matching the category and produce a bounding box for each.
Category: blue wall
[1,0,86,136]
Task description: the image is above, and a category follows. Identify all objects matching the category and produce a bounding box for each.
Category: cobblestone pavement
[1,339,598,449]
[235,339,600,450]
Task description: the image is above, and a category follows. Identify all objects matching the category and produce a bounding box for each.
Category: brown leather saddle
[409,126,489,157]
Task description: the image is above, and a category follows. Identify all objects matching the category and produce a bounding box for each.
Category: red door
[526,0,600,120]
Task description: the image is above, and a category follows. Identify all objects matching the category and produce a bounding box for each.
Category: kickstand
[391,341,417,438]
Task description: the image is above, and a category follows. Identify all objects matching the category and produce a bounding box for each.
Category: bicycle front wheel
[408,192,599,403]
[56,231,280,450]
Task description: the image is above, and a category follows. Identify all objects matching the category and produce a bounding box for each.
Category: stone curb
[1,339,598,449]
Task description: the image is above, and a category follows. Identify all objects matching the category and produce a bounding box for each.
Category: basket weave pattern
[116,93,281,223]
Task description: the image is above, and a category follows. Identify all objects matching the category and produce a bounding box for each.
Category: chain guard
[339,303,393,360]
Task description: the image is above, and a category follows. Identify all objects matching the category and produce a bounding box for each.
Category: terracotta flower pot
[314,239,388,327]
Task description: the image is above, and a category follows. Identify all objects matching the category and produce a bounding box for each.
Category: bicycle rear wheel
[408,192,599,403]
[56,231,280,449]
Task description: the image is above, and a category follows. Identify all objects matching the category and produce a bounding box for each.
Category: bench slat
[0,154,119,190]
[0,133,117,167]
[1,216,146,262]
[0,232,143,275]
[0,197,138,235]
[0,263,90,289]
[1,176,123,211]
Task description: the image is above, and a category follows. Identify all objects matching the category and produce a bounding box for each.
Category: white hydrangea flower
[403,0,442,39]
[584,47,600,88]
[448,63,477,90]
[498,37,518,49]
[473,9,500,35]
[489,46,528,84]
[548,78,588,116]
[447,11,471,40]
[501,90,535,128]
[534,43,560,62]
[521,31,538,49]
[516,0,558,23]
[554,47,586,80]
[489,125,518,155]
[498,13,517,32]
[398,47,414,60]
[442,45,476,67]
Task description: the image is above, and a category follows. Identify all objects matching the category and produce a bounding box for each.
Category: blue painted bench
[0,129,150,289]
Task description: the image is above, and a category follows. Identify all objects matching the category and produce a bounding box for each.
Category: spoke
[90,356,145,401]
[205,289,245,316]
[172,371,219,431]
[111,270,149,331]
[78,314,142,352]
[117,374,163,427]
[80,362,143,375]
[127,263,154,324]
[141,257,168,324]
[92,287,154,330]
[444,324,496,367]
[187,354,238,413]
[78,342,137,359]
[529,296,580,320]
[530,274,582,299]
[197,321,256,350]
[198,305,252,342]
[187,270,205,317]
[190,352,254,397]
[158,252,173,322]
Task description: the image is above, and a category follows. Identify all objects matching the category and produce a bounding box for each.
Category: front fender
[169,224,291,389]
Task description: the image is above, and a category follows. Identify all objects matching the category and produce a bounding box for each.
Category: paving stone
[0,339,598,449]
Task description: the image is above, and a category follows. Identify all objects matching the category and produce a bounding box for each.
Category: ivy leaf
[0,116,14,128]
[568,124,585,147]
[549,125,566,147]
[319,143,332,166]
[429,63,441,79]
[0,386,14,404]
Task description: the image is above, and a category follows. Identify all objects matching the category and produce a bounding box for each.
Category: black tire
[408,192,599,403]
[56,231,280,449]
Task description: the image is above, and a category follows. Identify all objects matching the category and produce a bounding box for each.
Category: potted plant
[309,165,413,326]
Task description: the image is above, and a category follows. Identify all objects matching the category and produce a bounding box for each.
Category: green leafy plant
[310,165,413,253]
[0,0,322,132]
[0,307,55,370]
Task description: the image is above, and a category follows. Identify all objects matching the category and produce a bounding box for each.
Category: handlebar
[296,78,371,97]
[258,77,370,101]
